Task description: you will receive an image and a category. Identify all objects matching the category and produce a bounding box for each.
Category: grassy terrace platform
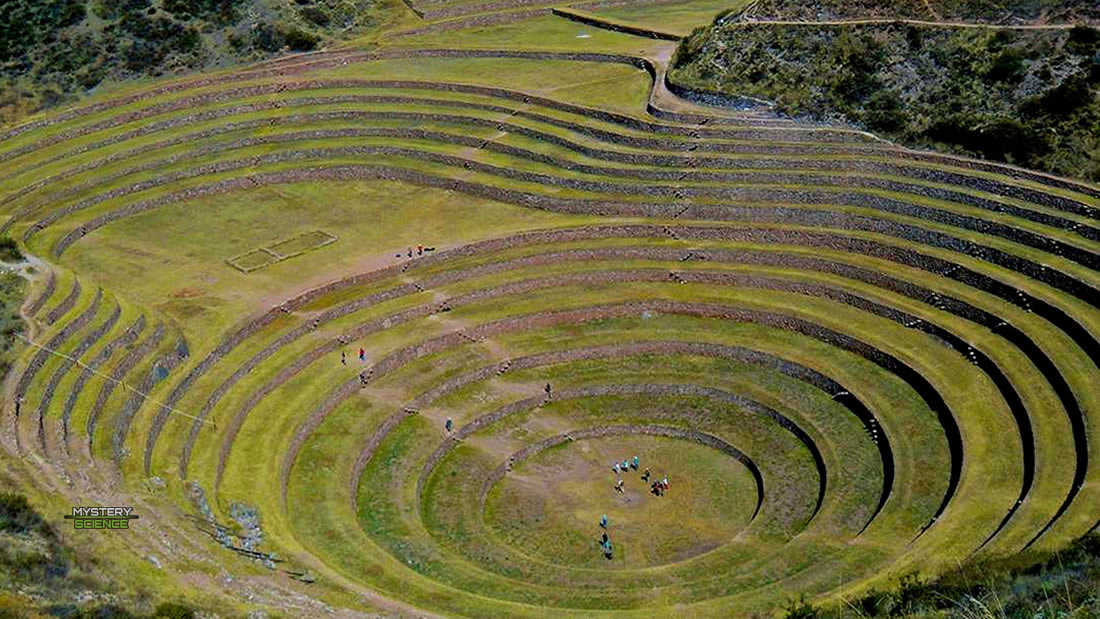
[1,1,1098,616]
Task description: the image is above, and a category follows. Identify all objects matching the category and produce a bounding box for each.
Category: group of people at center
[613,456,669,496]
[395,244,436,259]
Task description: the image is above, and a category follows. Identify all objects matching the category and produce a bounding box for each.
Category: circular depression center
[484,432,760,569]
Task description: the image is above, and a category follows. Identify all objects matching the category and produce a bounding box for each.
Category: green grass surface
[591,0,751,36]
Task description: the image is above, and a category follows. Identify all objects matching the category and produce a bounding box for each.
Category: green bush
[783,596,818,618]
[988,47,1026,82]
[281,26,319,51]
[862,91,905,132]
[1034,76,1093,117]
[0,238,22,262]
[299,6,330,27]
[0,492,45,535]
[905,25,922,50]
[1067,25,1100,56]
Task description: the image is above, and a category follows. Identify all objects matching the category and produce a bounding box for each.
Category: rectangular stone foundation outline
[226,230,338,273]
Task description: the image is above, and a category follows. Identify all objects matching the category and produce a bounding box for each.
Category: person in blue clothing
[600,514,608,528]
[632,455,639,469]
[445,417,453,433]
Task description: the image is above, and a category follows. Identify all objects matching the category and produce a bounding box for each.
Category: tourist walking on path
[445,417,453,433]
[632,456,639,470]
[600,514,608,528]
[341,351,347,365]
[359,347,365,362]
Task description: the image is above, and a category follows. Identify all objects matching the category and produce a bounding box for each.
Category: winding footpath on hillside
[1,2,1099,616]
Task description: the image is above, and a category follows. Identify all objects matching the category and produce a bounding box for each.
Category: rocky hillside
[670,22,1100,181]
[732,0,1099,24]
[0,0,395,125]
[0,490,211,617]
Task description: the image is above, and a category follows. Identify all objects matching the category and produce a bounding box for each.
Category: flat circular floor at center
[484,434,758,569]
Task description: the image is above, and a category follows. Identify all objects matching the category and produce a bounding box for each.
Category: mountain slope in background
[671,21,1100,181]
[0,0,395,125]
